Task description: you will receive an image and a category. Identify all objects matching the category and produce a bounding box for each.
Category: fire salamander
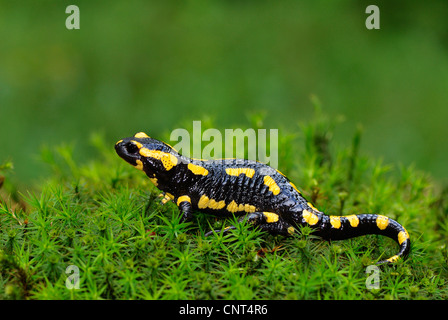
[115,132,411,264]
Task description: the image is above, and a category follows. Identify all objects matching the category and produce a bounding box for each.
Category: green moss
[1,111,447,300]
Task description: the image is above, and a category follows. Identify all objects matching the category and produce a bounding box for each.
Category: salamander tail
[314,213,411,264]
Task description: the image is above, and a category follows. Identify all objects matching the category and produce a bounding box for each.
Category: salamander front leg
[176,195,193,222]
[158,192,174,205]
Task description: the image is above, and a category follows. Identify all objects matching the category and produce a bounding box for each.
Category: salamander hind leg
[257,212,296,236]
[158,192,175,205]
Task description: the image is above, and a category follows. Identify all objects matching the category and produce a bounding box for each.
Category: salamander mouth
[115,139,140,166]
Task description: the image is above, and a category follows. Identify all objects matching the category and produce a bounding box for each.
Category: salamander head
[115,132,179,175]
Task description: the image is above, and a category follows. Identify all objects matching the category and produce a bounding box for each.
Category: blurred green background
[1,0,447,188]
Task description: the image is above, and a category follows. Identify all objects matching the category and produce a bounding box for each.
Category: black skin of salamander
[115,134,411,264]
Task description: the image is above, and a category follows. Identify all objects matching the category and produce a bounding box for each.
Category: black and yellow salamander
[115,132,410,264]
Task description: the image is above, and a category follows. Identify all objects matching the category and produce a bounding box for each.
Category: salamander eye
[125,142,139,154]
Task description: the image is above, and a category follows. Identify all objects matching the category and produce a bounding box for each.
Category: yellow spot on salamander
[376,215,389,230]
[134,159,144,171]
[225,168,255,178]
[131,140,143,149]
[115,139,123,145]
[198,195,210,209]
[264,176,281,195]
[247,204,256,212]
[149,177,158,186]
[226,200,257,213]
[243,204,254,212]
[134,132,150,138]
[290,182,302,194]
[346,215,360,227]
[307,202,320,212]
[166,193,174,199]
[188,163,209,176]
[276,169,287,177]
[139,148,178,171]
[263,212,279,223]
[398,229,410,245]
[208,198,226,210]
[287,226,295,234]
[302,209,319,226]
[198,195,225,210]
[177,195,191,206]
[330,216,341,229]
[226,200,238,213]
[161,193,174,204]
[387,255,400,263]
